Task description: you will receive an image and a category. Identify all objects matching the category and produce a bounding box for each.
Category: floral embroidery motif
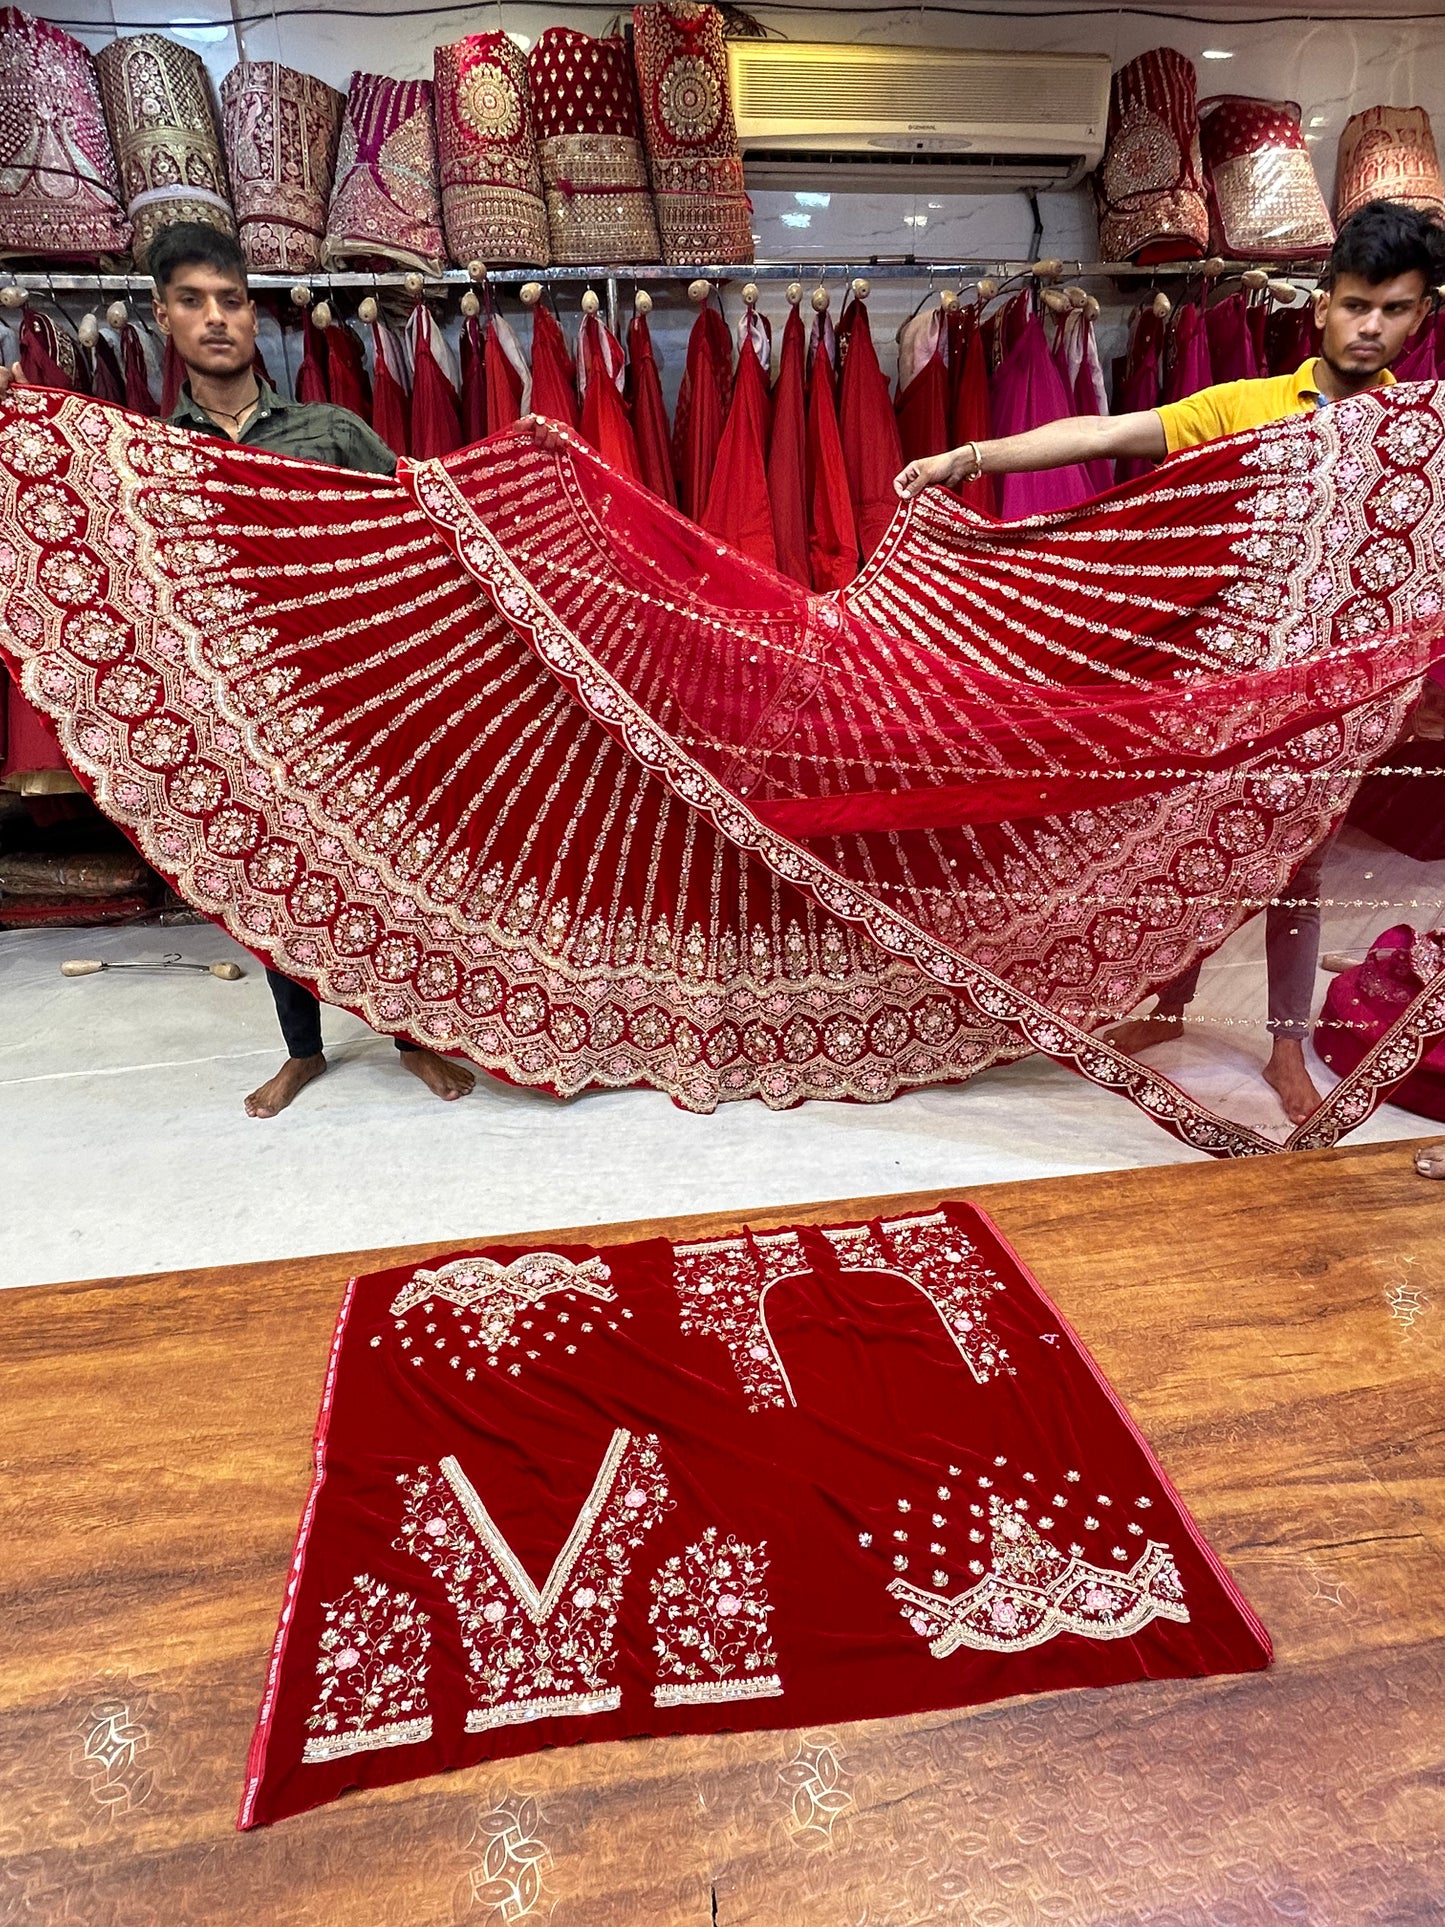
[672,1211,1012,1410]
[649,1528,782,1706]
[302,1574,432,1762]
[389,1251,615,1365]
[395,1431,671,1732]
[888,1494,1188,1657]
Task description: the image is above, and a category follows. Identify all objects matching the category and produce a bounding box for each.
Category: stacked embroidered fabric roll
[0,7,131,260]
[95,32,234,269]
[529,28,659,265]
[1095,48,1209,264]
[434,32,548,266]
[1198,95,1334,260]
[323,71,446,272]
[1336,105,1445,223]
[221,61,344,272]
[632,0,752,265]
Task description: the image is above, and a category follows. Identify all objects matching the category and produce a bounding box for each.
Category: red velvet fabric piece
[239,1202,1270,1827]
[459,315,486,446]
[484,322,524,435]
[325,322,372,425]
[408,308,463,461]
[672,305,731,522]
[805,325,860,592]
[527,302,579,430]
[838,298,903,562]
[767,303,810,587]
[296,311,329,407]
[1317,926,1445,1120]
[368,320,410,458]
[18,311,80,391]
[577,314,641,482]
[625,310,676,506]
[701,331,775,569]
[2,678,69,777]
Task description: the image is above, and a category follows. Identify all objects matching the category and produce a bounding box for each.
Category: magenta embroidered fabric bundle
[3,383,1445,1158]
[239,1203,1270,1825]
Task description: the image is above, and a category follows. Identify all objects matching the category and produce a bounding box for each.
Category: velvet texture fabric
[1096,48,1209,264]
[0,7,131,260]
[529,28,660,265]
[324,72,445,273]
[1317,927,1445,1120]
[221,61,344,273]
[5,383,1445,1154]
[632,0,752,264]
[238,1202,1270,1826]
[1199,96,1334,262]
[95,32,234,270]
[435,33,548,268]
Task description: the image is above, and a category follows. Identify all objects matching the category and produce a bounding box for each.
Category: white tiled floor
[3,826,1439,1290]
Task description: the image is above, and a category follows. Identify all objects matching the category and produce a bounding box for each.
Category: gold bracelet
[963,440,981,479]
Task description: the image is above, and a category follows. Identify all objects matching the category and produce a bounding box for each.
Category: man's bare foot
[245,1053,326,1117]
[1263,1037,1322,1125]
[401,1048,476,1101]
[1414,1144,1445,1178]
[1100,1005,1186,1056]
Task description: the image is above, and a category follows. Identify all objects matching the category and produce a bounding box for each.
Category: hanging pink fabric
[407,305,462,460]
[1114,305,1165,484]
[990,313,1094,519]
[1204,291,1259,384]
[894,305,949,466]
[700,318,774,569]
[838,296,903,562]
[368,318,410,457]
[296,309,330,405]
[1161,301,1213,405]
[768,301,810,588]
[527,301,579,429]
[625,306,677,506]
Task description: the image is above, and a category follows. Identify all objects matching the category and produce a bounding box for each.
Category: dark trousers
[266,968,417,1058]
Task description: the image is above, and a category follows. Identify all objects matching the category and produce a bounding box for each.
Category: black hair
[1325,200,1445,293]
[148,221,250,293]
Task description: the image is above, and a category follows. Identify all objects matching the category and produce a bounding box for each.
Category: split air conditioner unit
[728,42,1112,193]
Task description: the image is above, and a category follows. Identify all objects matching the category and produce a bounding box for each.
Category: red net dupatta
[529,28,659,265]
[238,1201,1269,1826]
[434,34,548,268]
[1199,96,1334,262]
[632,0,752,265]
[323,72,446,274]
[0,7,131,260]
[1335,105,1445,224]
[221,62,344,273]
[1096,47,1209,265]
[94,33,235,271]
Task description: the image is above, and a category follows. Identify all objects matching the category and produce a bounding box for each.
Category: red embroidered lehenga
[3,382,1445,1153]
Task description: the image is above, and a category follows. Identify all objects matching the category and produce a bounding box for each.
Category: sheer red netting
[3,382,1445,1153]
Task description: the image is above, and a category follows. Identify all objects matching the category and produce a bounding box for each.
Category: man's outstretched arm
[894,410,1168,498]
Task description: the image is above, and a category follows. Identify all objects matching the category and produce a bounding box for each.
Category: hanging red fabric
[805,317,860,591]
[296,309,330,405]
[1161,300,1214,404]
[484,320,525,434]
[625,305,676,505]
[161,332,183,414]
[838,295,903,561]
[1204,291,1259,384]
[368,318,411,457]
[324,320,373,424]
[1114,305,1166,484]
[119,323,157,416]
[459,313,486,445]
[701,320,775,569]
[767,301,810,587]
[577,311,641,480]
[527,301,579,428]
[18,311,80,390]
[88,332,126,406]
[895,304,949,465]
[1052,304,1112,499]
[407,305,463,459]
[948,307,996,515]
[673,301,730,522]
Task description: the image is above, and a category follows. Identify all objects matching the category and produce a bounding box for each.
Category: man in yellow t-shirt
[895,201,1445,1123]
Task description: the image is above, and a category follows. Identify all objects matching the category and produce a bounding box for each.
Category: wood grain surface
[2,1140,1443,1926]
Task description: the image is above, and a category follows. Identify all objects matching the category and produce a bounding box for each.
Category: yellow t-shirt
[1155,357,1396,455]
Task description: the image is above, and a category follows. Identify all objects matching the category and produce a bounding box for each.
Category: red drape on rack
[368,318,410,457]
[459,314,486,445]
[1204,291,1259,384]
[701,325,775,569]
[673,303,730,522]
[1161,301,1214,404]
[484,320,525,434]
[296,309,330,406]
[767,301,810,587]
[625,308,676,505]
[895,305,950,466]
[120,324,158,416]
[88,333,126,405]
[325,320,372,423]
[18,312,79,390]
[1114,306,1166,484]
[948,307,996,516]
[407,306,462,460]
[806,320,860,591]
[528,301,579,428]
[991,314,1094,519]
[577,312,641,481]
[838,297,903,561]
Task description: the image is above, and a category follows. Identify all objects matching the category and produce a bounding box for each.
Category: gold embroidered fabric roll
[95,32,234,270]
[324,71,446,272]
[528,28,659,265]
[1198,95,1334,261]
[221,62,344,272]
[632,1,752,266]
[0,7,131,260]
[1336,106,1445,224]
[434,33,548,266]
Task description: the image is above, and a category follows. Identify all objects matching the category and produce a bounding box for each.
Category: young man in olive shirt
[1,223,474,1117]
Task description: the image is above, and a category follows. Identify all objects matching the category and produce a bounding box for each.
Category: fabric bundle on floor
[1199,95,1334,261]
[238,1202,1270,1825]
[632,0,752,264]
[3,382,1445,1155]
[220,61,344,272]
[0,7,131,260]
[529,27,660,265]
[95,33,234,269]
[323,72,445,273]
[1335,105,1445,223]
[434,33,548,268]
[1095,48,1209,264]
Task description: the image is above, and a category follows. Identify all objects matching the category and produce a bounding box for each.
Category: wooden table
[3,1139,1443,1926]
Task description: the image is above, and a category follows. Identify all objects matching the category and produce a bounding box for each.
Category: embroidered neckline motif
[649,1526,782,1707]
[888,1492,1189,1657]
[672,1210,1013,1411]
[301,1573,433,1763]
[395,1430,672,1733]
[391,1251,615,1346]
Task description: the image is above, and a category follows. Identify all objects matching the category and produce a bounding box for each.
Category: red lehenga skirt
[2,383,1445,1153]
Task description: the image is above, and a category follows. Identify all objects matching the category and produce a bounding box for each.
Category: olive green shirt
[168,378,398,478]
